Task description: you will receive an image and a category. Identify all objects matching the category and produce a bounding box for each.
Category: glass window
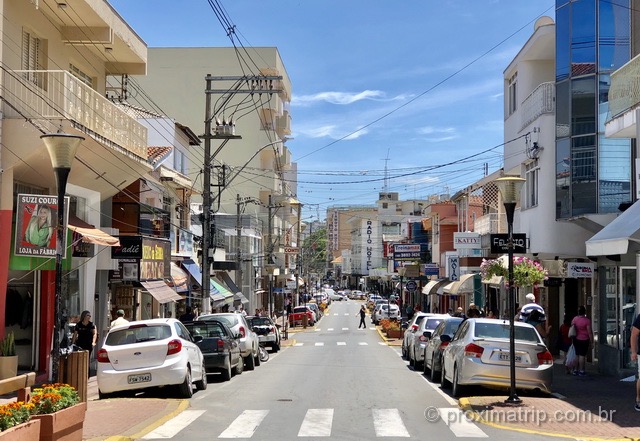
[571,0,596,72]
[556,138,571,218]
[572,76,596,136]
[508,73,517,116]
[598,135,631,213]
[556,3,570,81]
[597,74,610,133]
[556,81,570,138]
[598,0,630,73]
[525,160,539,209]
[571,135,597,216]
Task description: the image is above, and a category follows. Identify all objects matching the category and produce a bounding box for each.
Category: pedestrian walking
[630,311,640,411]
[110,309,129,328]
[357,305,367,329]
[72,310,96,377]
[570,305,593,376]
[558,314,573,373]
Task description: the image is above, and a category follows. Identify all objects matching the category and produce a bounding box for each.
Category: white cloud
[297,124,368,140]
[292,90,407,106]
[417,126,456,135]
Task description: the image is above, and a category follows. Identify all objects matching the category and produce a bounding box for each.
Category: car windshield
[184,321,226,338]
[201,314,239,328]
[293,307,308,313]
[105,324,171,345]
[249,317,272,326]
[474,322,540,343]
[443,319,463,334]
[424,318,444,330]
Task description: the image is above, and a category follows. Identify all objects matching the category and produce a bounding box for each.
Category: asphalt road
[140,301,561,440]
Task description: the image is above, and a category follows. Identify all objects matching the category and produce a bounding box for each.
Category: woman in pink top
[571,306,593,376]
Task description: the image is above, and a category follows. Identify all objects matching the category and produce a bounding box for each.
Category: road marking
[378,342,386,345]
[439,408,488,437]
[342,327,349,330]
[337,342,346,345]
[333,313,339,316]
[141,410,205,439]
[358,342,368,346]
[344,313,349,316]
[327,328,334,331]
[372,409,409,437]
[418,367,458,406]
[315,328,321,331]
[298,408,333,437]
[218,410,269,438]
[294,343,304,346]
[315,342,324,346]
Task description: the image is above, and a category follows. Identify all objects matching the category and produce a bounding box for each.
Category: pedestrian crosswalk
[315,327,374,331]
[142,407,488,439]
[294,342,376,347]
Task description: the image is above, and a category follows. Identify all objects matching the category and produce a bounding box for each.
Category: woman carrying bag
[570,306,593,376]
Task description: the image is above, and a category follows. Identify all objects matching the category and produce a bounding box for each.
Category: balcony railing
[520,82,555,131]
[608,54,640,122]
[2,69,147,157]
[473,213,502,235]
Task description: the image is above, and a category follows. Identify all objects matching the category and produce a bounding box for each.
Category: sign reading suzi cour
[14,194,69,258]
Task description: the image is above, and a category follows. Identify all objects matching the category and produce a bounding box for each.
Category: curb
[102,399,190,441]
[457,398,632,441]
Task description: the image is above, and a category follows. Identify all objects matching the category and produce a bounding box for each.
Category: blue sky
[109,0,555,219]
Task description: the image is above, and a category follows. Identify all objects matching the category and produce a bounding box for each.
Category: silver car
[198,313,261,370]
[401,312,431,358]
[422,316,464,382]
[408,314,448,369]
[441,318,554,398]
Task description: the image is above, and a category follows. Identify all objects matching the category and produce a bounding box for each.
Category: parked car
[198,313,260,370]
[305,303,322,320]
[329,291,346,301]
[183,319,243,381]
[96,318,207,399]
[401,312,432,358]
[247,315,281,351]
[422,316,464,382]
[290,306,315,326]
[408,314,448,368]
[441,318,554,398]
[372,303,400,324]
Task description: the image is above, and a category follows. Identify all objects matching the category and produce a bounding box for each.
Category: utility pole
[267,194,273,316]
[236,194,242,291]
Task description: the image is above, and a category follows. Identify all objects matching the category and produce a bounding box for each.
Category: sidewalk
[459,362,640,440]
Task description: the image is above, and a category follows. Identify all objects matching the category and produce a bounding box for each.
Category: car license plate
[128,373,151,384]
[499,353,522,362]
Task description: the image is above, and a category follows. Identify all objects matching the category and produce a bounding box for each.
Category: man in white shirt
[110,309,129,328]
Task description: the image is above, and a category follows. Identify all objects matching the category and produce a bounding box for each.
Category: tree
[302,228,327,286]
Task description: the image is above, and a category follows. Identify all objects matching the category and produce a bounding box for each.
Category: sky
[108,0,556,221]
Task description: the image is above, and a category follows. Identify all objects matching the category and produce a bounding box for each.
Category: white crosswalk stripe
[218,410,269,438]
[337,342,346,345]
[439,408,489,437]
[315,342,324,346]
[141,410,205,439]
[298,408,333,437]
[341,327,349,330]
[327,328,334,331]
[372,409,410,437]
[358,342,368,345]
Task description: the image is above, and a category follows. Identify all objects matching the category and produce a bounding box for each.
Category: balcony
[606,54,640,137]
[520,82,555,131]
[473,213,502,235]
[2,69,147,158]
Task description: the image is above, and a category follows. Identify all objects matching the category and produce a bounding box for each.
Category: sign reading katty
[14,194,69,258]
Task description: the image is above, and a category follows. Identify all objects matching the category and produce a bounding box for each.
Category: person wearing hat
[110,309,129,328]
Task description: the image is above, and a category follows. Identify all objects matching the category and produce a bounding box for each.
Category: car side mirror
[440,334,452,342]
[423,331,432,339]
[235,333,243,339]
[192,335,203,343]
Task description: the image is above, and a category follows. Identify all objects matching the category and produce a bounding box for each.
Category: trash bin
[58,350,88,402]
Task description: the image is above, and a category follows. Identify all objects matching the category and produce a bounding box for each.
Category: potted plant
[0,401,41,440]
[0,332,18,380]
[30,383,86,441]
[480,256,548,288]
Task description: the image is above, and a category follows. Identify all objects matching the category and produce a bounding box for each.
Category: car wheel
[177,368,193,398]
[245,353,255,370]
[452,366,465,398]
[273,342,280,352]
[423,354,430,376]
[440,363,451,389]
[430,358,441,383]
[255,349,261,367]
[234,355,244,375]
[98,390,111,400]
[195,368,208,390]
[401,344,407,359]
[221,357,232,382]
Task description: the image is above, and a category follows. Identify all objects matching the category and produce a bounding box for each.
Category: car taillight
[464,343,484,358]
[217,339,224,351]
[97,348,110,363]
[238,326,246,338]
[269,326,274,333]
[537,350,554,365]
[167,339,182,355]
[419,335,429,342]
[440,341,449,348]
[410,325,418,332]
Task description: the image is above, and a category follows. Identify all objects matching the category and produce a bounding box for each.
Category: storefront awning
[169,262,189,293]
[481,275,504,285]
[443,274,477,295]
[140,280,182,303]
[67,215,120,246]
[438,282,455,295]
[179,259,224,302]
[585,200,640,256]
[219,272,249,305]
[422,278,448,295]
[211,277,234,305]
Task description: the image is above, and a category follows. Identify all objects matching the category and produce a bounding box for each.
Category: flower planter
[386,329,403,339]
[0,356,18,380]
[0,420,41,441]
[32,402,86,441]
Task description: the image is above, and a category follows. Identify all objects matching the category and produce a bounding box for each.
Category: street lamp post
[41,132,84,382]
[495,176,525,405]
[265,264,276,319]
[397,266,407,318]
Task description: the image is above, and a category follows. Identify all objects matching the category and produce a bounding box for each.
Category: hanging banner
[14,194,68,258]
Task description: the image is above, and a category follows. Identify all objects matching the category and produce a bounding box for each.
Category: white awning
[443,274,476,295]
[67,215,120,247]
[585,201,640,256]
[140,280,182,304]
[422,278,448,295]
[438,282,455,295]
[481,275,504,285]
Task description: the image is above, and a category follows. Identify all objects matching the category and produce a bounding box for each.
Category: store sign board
[490,234,527,253]
[453,232,481,249]
[566,262,594,278]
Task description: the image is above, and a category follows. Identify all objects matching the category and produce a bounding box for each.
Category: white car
[372,304,400,324]
[97,318,207,399]
[408,314,449,369]
[198,313,261,370]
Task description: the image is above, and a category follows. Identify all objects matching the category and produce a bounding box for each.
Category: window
[69,64,93,88]
[21,29,46,87]
[525,160,539,208]
[508,73,517,115]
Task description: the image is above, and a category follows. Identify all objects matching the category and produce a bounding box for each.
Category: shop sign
[490,234,527,253]
[14,194,69,258]
[393,243,421,260]
[453,232,481,249]
[566,262,594,278]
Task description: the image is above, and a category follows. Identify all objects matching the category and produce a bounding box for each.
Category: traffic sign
[405,280,417,291]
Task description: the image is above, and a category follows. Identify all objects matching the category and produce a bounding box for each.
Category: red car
[289,306,315,327]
